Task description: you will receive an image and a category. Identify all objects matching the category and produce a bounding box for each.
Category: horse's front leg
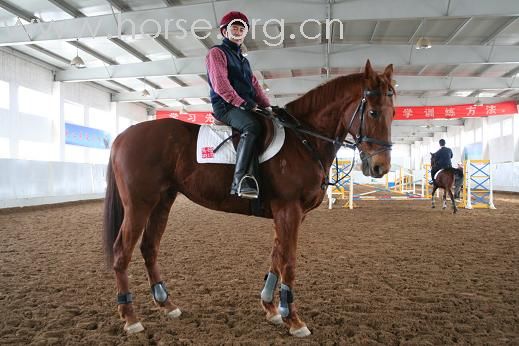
[431,186,437,208]
[263,201,310,337]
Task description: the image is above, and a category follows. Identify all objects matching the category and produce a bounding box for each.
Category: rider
[206,11,271,199]
[430,139,453,183]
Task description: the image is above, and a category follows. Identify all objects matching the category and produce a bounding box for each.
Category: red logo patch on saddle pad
[201,146,215,159]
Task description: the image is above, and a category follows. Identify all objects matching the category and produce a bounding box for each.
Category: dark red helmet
[219,11,249,34]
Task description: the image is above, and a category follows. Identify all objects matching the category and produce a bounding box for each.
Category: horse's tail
[103,159,124,267]
[453,167,464,178]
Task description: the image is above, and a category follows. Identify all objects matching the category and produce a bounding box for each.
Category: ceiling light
[70,39,86,68]
[474,99,483,106]
[70,55,86,68]
[415,37,432,50]
[141,89,150,97]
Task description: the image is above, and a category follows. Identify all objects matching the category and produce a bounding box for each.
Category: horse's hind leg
[140,190,182,318]
[260,241,283,326]
[113,202,155,334]
[442,189,447,209]
[448,188,457,214]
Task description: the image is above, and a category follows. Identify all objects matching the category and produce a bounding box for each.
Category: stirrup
[237,175,259,199]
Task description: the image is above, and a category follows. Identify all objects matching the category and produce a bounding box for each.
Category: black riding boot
[230,132,259,199]
[429,168,437,185]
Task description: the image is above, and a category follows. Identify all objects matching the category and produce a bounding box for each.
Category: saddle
[196,110,286,164]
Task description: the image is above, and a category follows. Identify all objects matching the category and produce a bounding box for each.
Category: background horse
[430,153,464,213]
[103,60,395,337]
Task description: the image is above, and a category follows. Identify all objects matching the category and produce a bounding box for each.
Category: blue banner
[65,123,111,149]
[463,143,483,160]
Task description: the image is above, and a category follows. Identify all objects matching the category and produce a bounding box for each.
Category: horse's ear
[383,64,393,82]
[364,59,376,81]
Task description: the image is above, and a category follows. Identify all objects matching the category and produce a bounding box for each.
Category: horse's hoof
[166,308,182,318]
[290,325,311,337]
[267,313,283,325]
[124,322,144,334]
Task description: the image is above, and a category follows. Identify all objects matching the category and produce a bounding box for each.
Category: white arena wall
[0,50,148,208]
[408,114,519,192]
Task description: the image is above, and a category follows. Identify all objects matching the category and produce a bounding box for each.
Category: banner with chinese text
[394,101,517,120]
[65,123,111,149]
[157,101,518,125]
[156,110,214,124]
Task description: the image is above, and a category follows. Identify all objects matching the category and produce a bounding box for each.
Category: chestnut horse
[103,60,395,337]
[430,153,464,213]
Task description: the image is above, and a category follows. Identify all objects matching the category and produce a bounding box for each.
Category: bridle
[253,87,394,188]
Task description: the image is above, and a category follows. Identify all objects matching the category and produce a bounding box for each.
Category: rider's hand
[240,101,257,111]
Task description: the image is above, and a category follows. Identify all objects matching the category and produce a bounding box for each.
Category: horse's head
[355,60,395,178]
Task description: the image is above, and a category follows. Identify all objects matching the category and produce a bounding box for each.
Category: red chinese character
[201,146,215,159]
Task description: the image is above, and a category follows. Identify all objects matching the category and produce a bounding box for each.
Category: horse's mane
[286,74,363,119]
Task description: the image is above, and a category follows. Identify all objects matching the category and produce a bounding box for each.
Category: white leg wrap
[260,272,278,303]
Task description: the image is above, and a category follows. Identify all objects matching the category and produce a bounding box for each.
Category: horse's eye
[369,110,379,117]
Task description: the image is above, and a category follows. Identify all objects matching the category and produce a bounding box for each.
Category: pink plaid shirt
[206,47,271,108]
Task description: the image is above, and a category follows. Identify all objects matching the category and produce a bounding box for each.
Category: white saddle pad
[197,122,285,164]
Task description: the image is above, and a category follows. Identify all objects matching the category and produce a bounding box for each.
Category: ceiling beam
[502,66,519,78]
[481,16,519,45]
[55,44,519,82]
[48,0,157,92]
[369,21,379,42]
[109,38,150,61]
[0,0,38,21]
[162,0,182,6]
[167,76,186,86]
[138,77,161,89]
[444,17,472,44]
[47,0,85,18]
[2,0,519,45]
[408,18,425,44]
[67,40,118,65]
[25,43,70,64]
[153,35,185,58]
[111,75,519,102]
[105,0,131,12]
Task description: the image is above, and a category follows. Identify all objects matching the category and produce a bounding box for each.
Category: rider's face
[224,24,247,45]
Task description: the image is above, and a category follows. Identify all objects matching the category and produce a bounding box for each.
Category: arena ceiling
[1,0,518,144]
